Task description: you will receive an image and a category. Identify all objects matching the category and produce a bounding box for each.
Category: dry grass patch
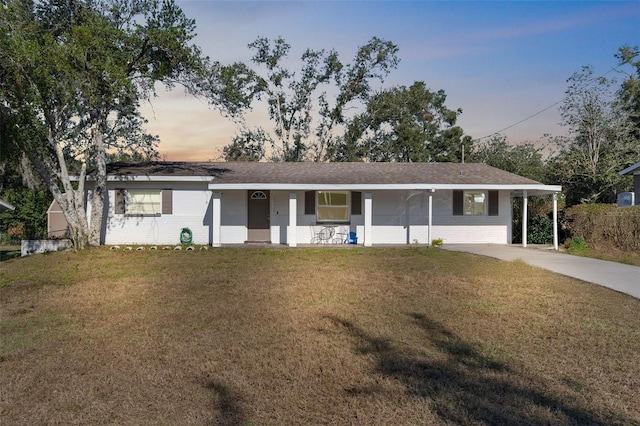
[563,241,640,267]
[1,248,639,425]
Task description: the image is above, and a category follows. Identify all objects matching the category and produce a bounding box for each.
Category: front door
[247,190,270,242]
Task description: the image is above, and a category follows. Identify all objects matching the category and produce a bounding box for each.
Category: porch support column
[212,192,221,247]
[288,192,297,247]
[428,189,434,245]
[522,190,528,248]
[364,192,372,247]
[553,192,559,251]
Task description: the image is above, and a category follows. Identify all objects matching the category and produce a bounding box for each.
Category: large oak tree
[220,36,400,162]
[0,0,222,248]
[328,81,471,162]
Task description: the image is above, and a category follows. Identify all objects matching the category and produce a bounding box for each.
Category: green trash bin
[180,228,193,244]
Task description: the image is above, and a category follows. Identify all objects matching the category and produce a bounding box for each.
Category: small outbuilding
[619,161,640,206]
[0,199,15,242]
[47,199,69,238]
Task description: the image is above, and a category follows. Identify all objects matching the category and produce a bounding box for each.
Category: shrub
[0,188,50,242]
[511,194,562,244]
[565,237,587,253]
[528,216,554,244]
[562,204,640,251]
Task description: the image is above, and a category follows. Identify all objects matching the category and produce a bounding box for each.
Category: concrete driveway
[442,244,640,299]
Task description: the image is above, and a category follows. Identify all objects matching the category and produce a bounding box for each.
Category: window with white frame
[317,191,349,222]
[127,189,161,215]
[464,191,486,215]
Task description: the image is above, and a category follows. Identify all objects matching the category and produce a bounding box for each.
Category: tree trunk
[47,187,90,250]
[63,195,90,250]
[27,144,92,250]
[88,121,107,247]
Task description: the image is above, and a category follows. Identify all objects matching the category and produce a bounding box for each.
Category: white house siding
[295,190,318,245]
[431,190,511,244]
[103,182,213,245]
[215,190,358,245]
[432,225,507,244]
[269,191,288,244]
[371,190,429,244]
[275,190,364,245]
[274,189,511,246]
[101,186,512,246]
[364,190,511,245]
[220,191,247,244]
[270,190,325,244]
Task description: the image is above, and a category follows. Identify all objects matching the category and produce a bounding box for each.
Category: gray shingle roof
[106,161,542,185]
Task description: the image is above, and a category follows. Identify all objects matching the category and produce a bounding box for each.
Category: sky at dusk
[139,1,640,161]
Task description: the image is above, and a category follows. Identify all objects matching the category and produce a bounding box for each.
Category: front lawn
[1,248,638,425]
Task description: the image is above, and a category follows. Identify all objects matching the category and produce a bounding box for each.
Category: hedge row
[562,204,640,251]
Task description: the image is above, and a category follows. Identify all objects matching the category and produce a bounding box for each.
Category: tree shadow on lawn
[325,313,617,426]
[203,380,247,426]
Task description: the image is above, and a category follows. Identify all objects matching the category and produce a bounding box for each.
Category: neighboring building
[83,162,562,248]
[619,161,640,206]
[0,199,16,243]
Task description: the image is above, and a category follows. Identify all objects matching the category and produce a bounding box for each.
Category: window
[305,191,357,221]
[114,189,172,215]
[317,191,349,222]
[464,191,486,215]
[453,190,499,216]
[128,189,161,215]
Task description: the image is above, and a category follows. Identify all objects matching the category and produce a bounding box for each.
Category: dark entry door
[247,190,270,242]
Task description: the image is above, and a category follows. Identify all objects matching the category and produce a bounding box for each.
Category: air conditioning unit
[617,192,635,207]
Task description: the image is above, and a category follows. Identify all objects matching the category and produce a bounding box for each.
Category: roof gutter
[73,175,216,182]
[207,183,562,193]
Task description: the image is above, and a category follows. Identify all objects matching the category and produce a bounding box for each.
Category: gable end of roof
[619,161,640,176]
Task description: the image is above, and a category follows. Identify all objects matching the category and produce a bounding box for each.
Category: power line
[476,99,564,141]
[475,65,622,141]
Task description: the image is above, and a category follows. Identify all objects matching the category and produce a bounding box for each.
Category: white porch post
[288,192,297,247]
[364,192,372,247]
[428,189,434,245]
[212,192,221,247]
[553,192,559,251]
[522,190,528,248]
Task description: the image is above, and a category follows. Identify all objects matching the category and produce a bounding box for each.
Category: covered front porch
[511,190,561,251]
[206,186,561,249]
